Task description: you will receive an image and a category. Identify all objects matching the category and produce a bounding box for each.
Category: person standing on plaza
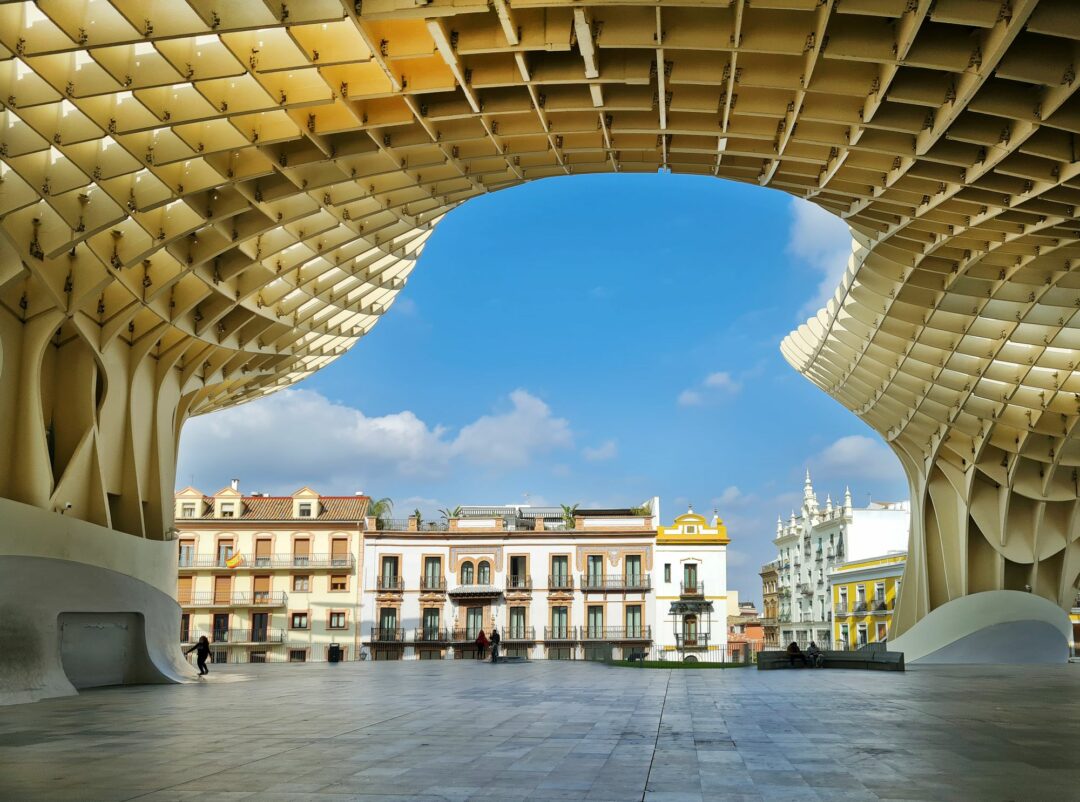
[475,629,489,660]
[490,628,501,663]
[185,635,211,676]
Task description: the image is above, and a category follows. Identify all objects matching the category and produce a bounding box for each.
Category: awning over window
[668,600,714,615]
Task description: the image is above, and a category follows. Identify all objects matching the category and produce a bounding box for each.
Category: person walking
[185,635,211,676]
[474,629,489,660]
[490,628,501,663]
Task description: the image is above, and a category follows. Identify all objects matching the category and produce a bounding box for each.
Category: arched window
[460,561,474,584]
[478,560,491,584]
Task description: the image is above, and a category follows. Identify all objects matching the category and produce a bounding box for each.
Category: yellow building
[830,554,906,650]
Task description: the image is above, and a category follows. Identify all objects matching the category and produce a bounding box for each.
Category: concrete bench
[757,649,904,671]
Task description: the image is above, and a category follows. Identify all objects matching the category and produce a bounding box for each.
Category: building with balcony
[360,499,729,661]
[174,483,366,664]
[830,554,907,650]
[759,560,780,648]
[654,508,730,659]
[773,471,909,648]
[728,602,764,661]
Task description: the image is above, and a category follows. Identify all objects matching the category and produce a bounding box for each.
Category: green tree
[560,503,579,530]
[439,505,462,521]
[368,497,393,529]
[413,507,423,527]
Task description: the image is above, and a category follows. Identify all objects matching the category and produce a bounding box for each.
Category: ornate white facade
[774,472,909,647]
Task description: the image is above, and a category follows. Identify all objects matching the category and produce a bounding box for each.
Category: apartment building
[174,484,367,663]
[361,501,732,660]
[759,560,780,648]
[830,554,906,649]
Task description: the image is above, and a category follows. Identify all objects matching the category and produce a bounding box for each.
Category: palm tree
[368,497,393,529]
[413,507,423,527]
[439,505,462,521]
[560,503,579,530]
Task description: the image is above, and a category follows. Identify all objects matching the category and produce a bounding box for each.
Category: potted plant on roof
[560,503,579,530]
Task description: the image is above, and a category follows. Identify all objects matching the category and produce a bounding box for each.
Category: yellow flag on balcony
[225,552,243,569]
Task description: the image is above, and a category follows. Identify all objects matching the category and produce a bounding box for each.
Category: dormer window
[298,502,313,518]
[220,503,235,518]
[181,503,196,519]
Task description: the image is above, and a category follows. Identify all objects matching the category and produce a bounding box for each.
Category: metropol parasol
[0,0,1077,700]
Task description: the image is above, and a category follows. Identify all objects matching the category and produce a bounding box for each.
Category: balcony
[675,633,709,648]
[182,629,285,644]
[447,583,502,598]
[547,575,574,591]
[376,576,404,592]
[180,592,288,608]
[414,628,451,643]
[370,627,406,642]
[581,626,651,641]
[680,581,704,596]
[543,626,577,641]
[178,554,354,570]
[503,626,536,641]
[419,576,447,592]
[580,574,652,592]
[506,575,533,591]
[450,629,485,642]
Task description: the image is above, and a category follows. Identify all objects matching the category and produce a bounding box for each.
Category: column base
[0,499,194,706]
[890,590,1071,664]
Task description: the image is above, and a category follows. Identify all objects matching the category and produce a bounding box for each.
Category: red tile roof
[186,495,369,521]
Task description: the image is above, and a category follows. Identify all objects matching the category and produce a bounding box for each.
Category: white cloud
[703,371,741,394]
[176,387,574,495]
[677,389,704,407]
[787,198,853,318]
[815,435,905,483]
[582,440,618,462]
[678,371,741,407]
[716,485,745,506]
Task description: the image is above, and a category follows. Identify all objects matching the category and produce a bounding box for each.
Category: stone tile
[0,661,1076,801]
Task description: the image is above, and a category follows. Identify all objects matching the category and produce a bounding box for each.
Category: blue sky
[177,173,909,604]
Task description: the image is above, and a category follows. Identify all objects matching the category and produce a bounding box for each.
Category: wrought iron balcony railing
[543,626,577,641]
[419,576,447,591]
[182,629,285,644]
[503,626,536,641]
[506,574,532,590]
[179,592,288,607]
[581,626,651,641]
[675,633,709,648]
[370,627,406,642]
[178,553,355,570]
[547,574,574,590]
[680,581,704,596]
[580,574,651,592]
[376,576,404,592]
[413,628,451,643]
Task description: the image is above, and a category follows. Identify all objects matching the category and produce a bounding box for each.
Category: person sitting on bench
[806,641,824,668]
[786,641,809,667]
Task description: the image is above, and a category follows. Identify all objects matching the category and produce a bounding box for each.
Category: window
[460,561,474,584]
[682,614,698,646]
[857,623,868,647]
[587,605,603,638]
[551,555,569,587]
[380,556,399,589]
[625,605,642,637]
[220,503,234,518]
[329,611,347,629]
[330,575,347,591]
[293,539,310,566]
[291,612,309,629]
[686,525,696,534]
[840,624,849,648]
[625,555,642,586]
[331,538,348,566]
[839,587,848,610]
[477,560,491,584]
[289,649,307,663]
[465,606,483,640]
[212,613,229,642]
[509,556,527,588]
[298,502,312,518]
[178,540,195,567]
[551,606,568,638]
[422,608,440,639]
[216,541,234,566]
[180,613,190,642]
[876,622,888,642]
[664,563,671,583]
[587,555,603,588]
[249,650,266,663]
[509,606,526,638]
[683,563,698,592]
[293,575,310,592]
[423,556,442,589]
[181,503,196,518]
[874,582,885,603]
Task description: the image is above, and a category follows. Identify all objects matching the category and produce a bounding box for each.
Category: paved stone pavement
[0,660,1077,801]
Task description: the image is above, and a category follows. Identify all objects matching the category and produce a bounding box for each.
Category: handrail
[376,576,404,591]
[178,553,355,569]
[179,592,288,606]
[547,574,574,590]
[370,627,406,642]
[543,626,577,640]
[581,626,652,640]
[580,574,652,591]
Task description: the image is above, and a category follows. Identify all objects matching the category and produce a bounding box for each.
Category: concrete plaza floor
[0,660,1077,802]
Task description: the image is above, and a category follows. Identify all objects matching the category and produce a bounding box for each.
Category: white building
[360,502,731,660]
[773,471,909,647]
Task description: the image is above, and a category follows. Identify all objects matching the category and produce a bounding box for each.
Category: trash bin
[327,643,341,663]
